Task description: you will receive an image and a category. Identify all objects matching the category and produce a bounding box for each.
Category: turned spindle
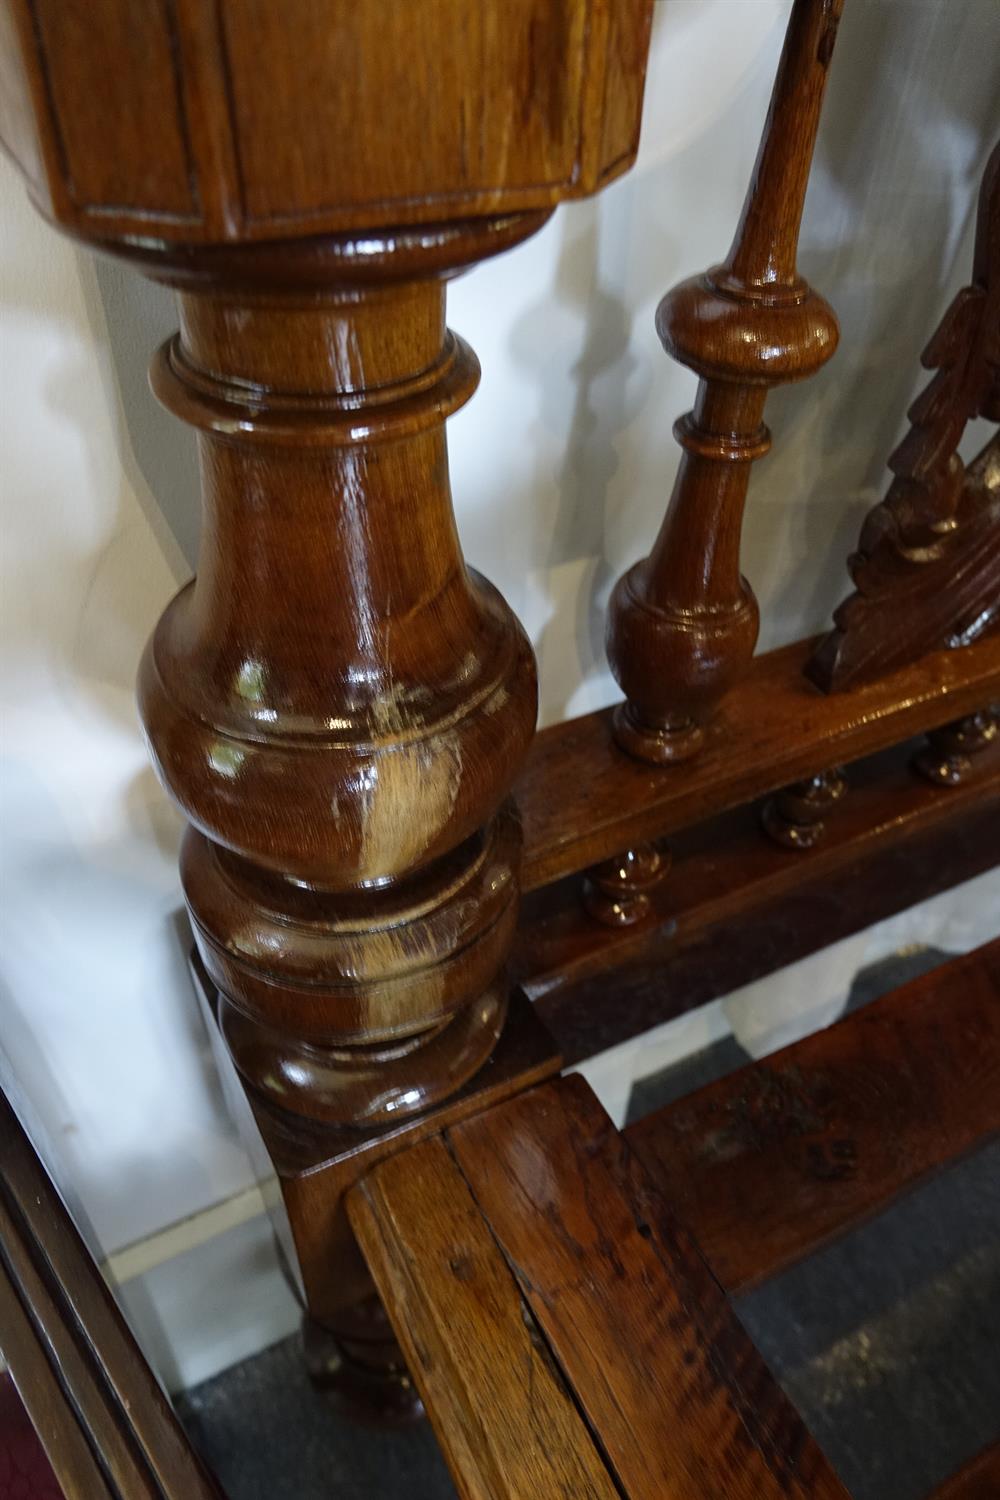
[607,0,843,763]
[0,0,655,1412]
[140,224,544,1130]
[913,710,999,787]
[761,768,847,850]
[583,843,670,927]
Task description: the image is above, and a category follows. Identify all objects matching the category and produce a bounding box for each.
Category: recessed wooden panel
[30,0,197,218]
[220,0,589,225]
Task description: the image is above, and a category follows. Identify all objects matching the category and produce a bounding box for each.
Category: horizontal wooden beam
[517,635,1000,890]
[537,791,999,1064]
[625,940,1000,1295]
[515,732,1000,1050]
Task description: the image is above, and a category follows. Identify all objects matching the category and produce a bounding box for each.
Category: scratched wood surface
[626,940,1000,1295]
[347,1134,620,1500]
[444,1075,849,1500]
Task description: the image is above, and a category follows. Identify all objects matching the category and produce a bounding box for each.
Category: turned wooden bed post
[606,0,844,765]
[1,0,653,1411]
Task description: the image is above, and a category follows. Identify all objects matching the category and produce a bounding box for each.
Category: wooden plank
[0,1089,223,1500]
[516,633,1000,890]
[448,1075,849,1500]
[517,735,1000,1000]
[347,1135,620,1500]
[626,941,1000,1295]
[928,1443,1000,1499]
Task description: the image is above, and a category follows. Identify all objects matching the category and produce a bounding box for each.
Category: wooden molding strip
[625,941,1000,1295]
[0,1092,223,1500]
[517,634,1000,890]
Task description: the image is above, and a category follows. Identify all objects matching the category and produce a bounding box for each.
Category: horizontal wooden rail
[517,634,1000,890]
[537,792,999,1064]
[517,736,1000,999]
[625,941,1000,1295]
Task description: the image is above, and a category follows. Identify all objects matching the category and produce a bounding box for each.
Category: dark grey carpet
[176,1336,457,1500]
[177,947,998,1499]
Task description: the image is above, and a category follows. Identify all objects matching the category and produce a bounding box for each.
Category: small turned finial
[761,768,848,850]
[607,0,843,764]
[583,843,670,927]
[912,710,998,787]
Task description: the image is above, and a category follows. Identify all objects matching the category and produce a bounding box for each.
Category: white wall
[2,0,998,1387]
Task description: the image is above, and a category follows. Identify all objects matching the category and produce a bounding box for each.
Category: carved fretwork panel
[808,143,1000,692]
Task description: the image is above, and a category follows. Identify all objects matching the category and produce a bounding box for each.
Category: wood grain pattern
[448,1075,849,1500]
[517,632,1000,890]
[0,1087,222,1500]
[192,965,560,1329]
[1,0,653,242]
[348,1135,620,1500]
[928,1443,1000,1500]
[626,941,1000,1295]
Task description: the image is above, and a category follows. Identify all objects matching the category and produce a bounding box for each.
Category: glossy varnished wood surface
[606,0,842,762]
[355,1080,851,1500]
[517,632,1000,889]
[626,941,1000,1296]
[517,733,1000,1001]
[349,1135,620,1500]
[0,1088,223,1500]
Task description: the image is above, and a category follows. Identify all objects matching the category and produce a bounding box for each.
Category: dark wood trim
[0,1090,223,1500]
[517,633,1000,891]
[625,941,1000,1295]
[518,735,999,1001]
[928,1442,1000,1499]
